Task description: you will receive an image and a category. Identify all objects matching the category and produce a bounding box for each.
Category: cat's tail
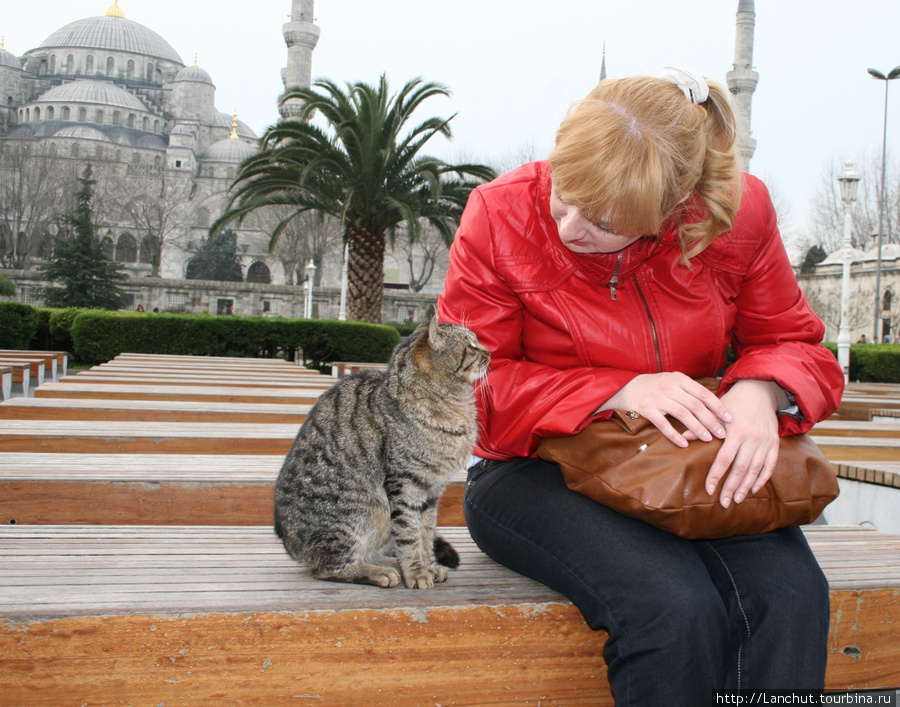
[434,536,460,568]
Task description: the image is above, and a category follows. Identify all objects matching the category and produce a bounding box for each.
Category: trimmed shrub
[0,275,16,297]
[0,302,38,349]
[70,310,400,366]
[822,342,900,383]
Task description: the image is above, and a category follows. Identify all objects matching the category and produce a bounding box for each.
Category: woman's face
[549,183,647,254]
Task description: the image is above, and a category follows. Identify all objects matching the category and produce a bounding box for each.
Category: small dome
[819,247,867,265]
[53,125,110,142]
[0,44,21,69]
[861,243,900,262]
[38,15,183,65]
[174,64,213,85]
[170,124,195,135]
[35,80,147,112]
[200,137,256,163]
[215,110,257,139]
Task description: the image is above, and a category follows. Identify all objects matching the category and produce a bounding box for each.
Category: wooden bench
[0,453,466,527]
[61,371,337,389]
[0,358,42,397]
[330,361,389,377]
[0,366,11,401]
[0,397,311,423]
[0,349,66,380]
[0,524,897,705]
[33,382,324,405]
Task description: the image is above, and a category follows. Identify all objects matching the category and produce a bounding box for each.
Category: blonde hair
[548,75,743,261]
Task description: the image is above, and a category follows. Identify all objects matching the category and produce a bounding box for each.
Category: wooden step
[0,420,298,454]
[1,525,897,705]
[811,420,900,438]
[0,453,466,527]
[0,397,311,423]
[60,372,337,389]
[33,382,324,404]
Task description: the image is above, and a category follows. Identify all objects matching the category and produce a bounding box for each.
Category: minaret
[280,0,320,120]
[726,0,758,171]
[599,42,607,82]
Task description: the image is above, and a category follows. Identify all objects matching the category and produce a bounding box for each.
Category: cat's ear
[424,305,443,349]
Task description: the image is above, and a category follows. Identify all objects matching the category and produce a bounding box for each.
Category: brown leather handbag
[536,411,839,539]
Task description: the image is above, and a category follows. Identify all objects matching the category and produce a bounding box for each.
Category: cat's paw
[403,564,449,589]
[368,567,402,588]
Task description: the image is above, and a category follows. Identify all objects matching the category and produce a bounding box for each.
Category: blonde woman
[438,69,844,703]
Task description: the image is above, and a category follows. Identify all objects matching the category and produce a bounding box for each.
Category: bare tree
[112,170,194,276]
[392,221,450,292]
[808,154,899,255]
[0,142,77,268]
[262,208,342,285]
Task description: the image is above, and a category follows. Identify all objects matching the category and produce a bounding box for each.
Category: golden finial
[193,54,199,67]
[229,110,239,140]
[105,1,125,18]
[0,37,5,52]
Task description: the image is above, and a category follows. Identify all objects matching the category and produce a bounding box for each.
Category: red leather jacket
[438,161,844,460]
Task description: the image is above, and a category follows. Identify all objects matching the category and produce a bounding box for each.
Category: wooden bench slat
[34,382,323,404]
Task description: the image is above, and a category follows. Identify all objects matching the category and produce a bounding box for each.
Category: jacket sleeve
[438,189,637,460]
[718,177,845,435]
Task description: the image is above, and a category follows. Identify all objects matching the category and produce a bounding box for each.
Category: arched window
[62,106,70,120]
[49,55,56,73]
[85,55,94,74]
[246,261,272,284]
[25,108,30,121]
[153,155,161,166]
[127,59,135,78]
[115,233,138,263]
[77,107,86,122]
[66,54,74,73]
[142,116,149,131]
[46,106,54,120]
[884,290,893,312]
[127,114,135,128]
[112,111,121,126]
[140,237,154,264]
[34,107,40,120]
[153,119,160,133]
[106,57,114,76]
[95,109,104,124]
[146,63,154,81]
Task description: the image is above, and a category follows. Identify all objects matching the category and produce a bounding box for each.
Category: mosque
[0,0,321,311]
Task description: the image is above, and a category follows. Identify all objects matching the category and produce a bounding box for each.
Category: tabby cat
[274,307,490,589]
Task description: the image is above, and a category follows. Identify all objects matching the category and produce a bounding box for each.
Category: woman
[437,68,844,704]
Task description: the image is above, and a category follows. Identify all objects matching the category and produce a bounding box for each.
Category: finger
[645,413,690,448]
[705,441,738,497]
[681,379,734,425]
[751,445,780,494]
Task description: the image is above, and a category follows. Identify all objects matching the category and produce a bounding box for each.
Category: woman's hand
[703,379,786,508]
[601,372,732,447]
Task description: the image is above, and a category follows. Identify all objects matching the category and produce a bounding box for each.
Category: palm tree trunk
[346,226,385,323]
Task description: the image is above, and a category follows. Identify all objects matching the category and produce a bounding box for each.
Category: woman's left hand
[690,379,787,508]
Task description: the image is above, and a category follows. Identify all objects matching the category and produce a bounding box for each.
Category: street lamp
[867,65,900,342]
[837,162,861,382]
[304,260,317,319]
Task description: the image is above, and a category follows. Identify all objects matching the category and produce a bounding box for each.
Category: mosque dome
[36,80,147,112]
[174,64,214,85]
[0,41,21,69]
[52,125,110,142]
[38,13,183,65]
[200,137,256,163]
[819,247,867,265]
[215,111,257,139]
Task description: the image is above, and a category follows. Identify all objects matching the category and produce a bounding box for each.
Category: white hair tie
[660,66,709,105]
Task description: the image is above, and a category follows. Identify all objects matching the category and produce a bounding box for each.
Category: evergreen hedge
[69,310,400,365]
[0,302,39,349]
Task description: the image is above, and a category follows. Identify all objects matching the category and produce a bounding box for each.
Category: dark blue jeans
[464,457,830,706]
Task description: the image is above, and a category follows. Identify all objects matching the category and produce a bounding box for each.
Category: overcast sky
[6,0,900,240]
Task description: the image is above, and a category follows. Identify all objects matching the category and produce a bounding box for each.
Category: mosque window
[153,119,160,133]
[34,107,40,120]
[153,155,161,167]
[66,55,74,73]
[142,116,149,131]
[46,106,54,120]
[115,233,138,263]
[113,111,121,126]
[106,57,114,77]
[77,107,86,122]
[86,55,93,74]
[247,261,272,284]
[49,55,56,73]
[127,114,135,128]
[62,105,71,120]
[95,109,104,124]
[146,63,154,81]
[127,60,135,79]
[25,108,30,121]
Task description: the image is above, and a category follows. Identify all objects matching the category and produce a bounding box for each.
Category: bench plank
[34,382,323,404]
[0,525,897,705]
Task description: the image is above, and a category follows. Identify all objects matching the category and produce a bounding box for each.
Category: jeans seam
[704,541,750,691]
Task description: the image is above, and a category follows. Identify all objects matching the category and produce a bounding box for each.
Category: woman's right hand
[601,372,732,448]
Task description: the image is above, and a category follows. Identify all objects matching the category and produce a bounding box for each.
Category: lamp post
[837,162,861,382]
[867,66,900,342]
[304,260,317,319]
[338,243,349,321]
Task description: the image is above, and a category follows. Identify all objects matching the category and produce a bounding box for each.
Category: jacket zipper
[602,252,623,301]
[633,276,663,372]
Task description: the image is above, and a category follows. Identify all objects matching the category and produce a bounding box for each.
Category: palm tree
[211,75,495,323]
